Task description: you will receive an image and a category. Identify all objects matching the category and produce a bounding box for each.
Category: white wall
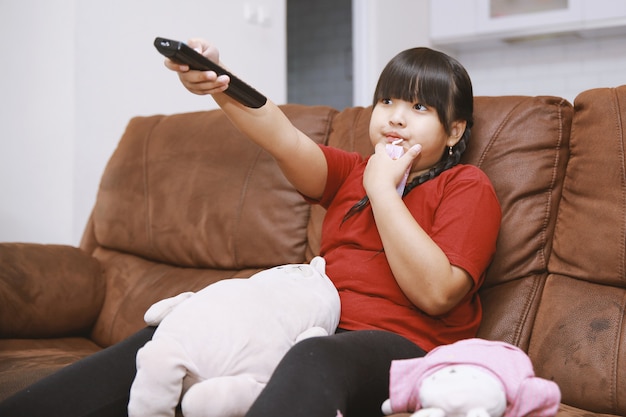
[456,34,626,104]
[0,0,76,245]
[0,0,286,245]
[353,0,430,107]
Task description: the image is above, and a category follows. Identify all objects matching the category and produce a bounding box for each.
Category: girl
[172,40,501,417]
[0,42,500,417]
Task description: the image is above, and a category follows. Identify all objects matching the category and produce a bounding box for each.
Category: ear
[447,120,467,147]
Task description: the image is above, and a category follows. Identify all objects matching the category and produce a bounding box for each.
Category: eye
[380,98,392,105]
[413,103,427,111]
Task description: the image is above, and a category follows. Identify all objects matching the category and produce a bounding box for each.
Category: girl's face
[368,98,465,180]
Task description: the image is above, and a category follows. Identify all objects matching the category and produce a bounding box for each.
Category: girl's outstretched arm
[165,39,328,200]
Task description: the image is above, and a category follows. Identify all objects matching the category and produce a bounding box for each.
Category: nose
[389,108,405,127]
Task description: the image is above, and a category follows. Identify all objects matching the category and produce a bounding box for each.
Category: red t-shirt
[311,145,501,351]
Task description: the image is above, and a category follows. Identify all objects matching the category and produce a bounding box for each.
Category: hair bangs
[372,49,458,130]
[373,63,422,105]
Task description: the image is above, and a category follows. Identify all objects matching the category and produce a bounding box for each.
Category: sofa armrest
[0,243,105,338]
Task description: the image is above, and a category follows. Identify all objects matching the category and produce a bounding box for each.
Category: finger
[398,144,422,169]
[187,38,219,63]
[193,74,229,90]
[187,38,210,53]
[180,70,225,86]
[374,142,388,156]
[183,74,230,95]
[406,144,422,157]
[163,58,189,72]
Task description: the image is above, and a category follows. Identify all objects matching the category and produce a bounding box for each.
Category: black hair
[343,47,474,223]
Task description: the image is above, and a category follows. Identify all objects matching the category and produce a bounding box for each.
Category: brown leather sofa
[1,86,625,416]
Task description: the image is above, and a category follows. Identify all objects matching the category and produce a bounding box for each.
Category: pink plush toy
[382,338,561,417]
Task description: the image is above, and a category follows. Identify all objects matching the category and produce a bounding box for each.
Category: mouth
[384,132,405,144]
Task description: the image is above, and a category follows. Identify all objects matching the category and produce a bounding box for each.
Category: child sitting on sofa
[0,40,501,417]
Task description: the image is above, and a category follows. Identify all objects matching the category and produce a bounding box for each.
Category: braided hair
[343,47,473,223]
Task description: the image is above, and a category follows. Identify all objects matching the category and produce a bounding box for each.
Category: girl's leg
[246,329,427,417]
[0,327,155,417]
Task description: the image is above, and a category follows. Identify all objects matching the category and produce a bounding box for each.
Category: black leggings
[247,329,426,417]
[0,328,425,417]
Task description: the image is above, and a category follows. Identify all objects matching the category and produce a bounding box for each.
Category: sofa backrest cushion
[550,86,626,284]
[534,86,626,414]
[467,96,572,286]
[92,104,337,270]
[466,96,573,347]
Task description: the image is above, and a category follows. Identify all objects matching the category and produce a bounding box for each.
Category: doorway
[287,0,353,110]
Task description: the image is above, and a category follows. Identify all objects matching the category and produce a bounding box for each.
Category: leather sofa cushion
[0,337,101,402]
[550,86,626,284]
[467,96,573,349]
[538,86,626,414]
[93,104,337,270]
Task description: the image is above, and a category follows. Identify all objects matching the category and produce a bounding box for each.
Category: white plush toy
[381,338,561,417]
[127,256,340,417]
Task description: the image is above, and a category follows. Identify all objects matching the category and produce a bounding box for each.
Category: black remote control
[154,37,267,109]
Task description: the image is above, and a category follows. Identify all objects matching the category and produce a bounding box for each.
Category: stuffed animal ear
[144,292,195,326]
[310,256,326,274]
[507,377,561,417]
